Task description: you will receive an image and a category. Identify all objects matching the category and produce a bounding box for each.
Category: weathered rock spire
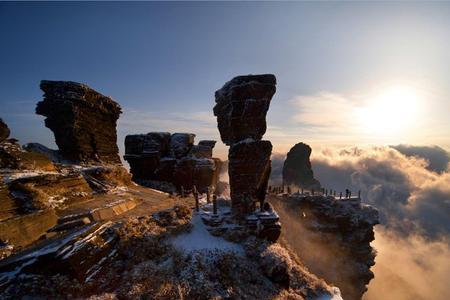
[214,74,276,217]
[36,80,122,164]
[283,142,321,189]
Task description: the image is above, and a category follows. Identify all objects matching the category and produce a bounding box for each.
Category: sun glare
[357,86,421,137]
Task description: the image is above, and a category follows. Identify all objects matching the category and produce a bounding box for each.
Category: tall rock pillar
[36,80,122,164]
[214,74,276,217]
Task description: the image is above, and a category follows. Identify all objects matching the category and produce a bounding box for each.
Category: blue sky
[1,2,449,159]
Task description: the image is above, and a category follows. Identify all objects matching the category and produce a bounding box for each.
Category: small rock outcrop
[124,132,221,193]
[0,119,55,171]
[283,142,321,189]
[36,80,122,164]
[0,119,10,142]
[214,74,276,217]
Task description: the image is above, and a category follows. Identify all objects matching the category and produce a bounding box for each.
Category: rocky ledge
[270,193,379,300]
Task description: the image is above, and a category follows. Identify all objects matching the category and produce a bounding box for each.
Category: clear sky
[1,1,449,160]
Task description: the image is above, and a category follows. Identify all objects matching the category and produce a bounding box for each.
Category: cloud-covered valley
[271,144,450,300]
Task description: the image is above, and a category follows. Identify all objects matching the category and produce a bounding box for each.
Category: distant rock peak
[283,142,321,189]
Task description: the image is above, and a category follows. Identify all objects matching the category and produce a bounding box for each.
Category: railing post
[339,192,342,199]
[181,186,185,198]
[206,187,211,203]
[194,191,199,212]
[213,194,217,215]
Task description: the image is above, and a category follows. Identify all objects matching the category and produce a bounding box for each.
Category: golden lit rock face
[214,74,276,217]
[36,80,122,164]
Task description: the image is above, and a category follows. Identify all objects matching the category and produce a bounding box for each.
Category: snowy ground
[171,213,244,255]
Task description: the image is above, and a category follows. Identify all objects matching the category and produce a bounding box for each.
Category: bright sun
[357,86,421,136]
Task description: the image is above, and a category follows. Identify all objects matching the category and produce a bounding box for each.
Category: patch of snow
[109,186,128,195]
[0,225,95,284]
[47,196,68,209]
[171,213,244,255]
[235,137,256,145]
[85,249,117,283]
[315,287,343,300]
[0,170,59,184]
[59,222,112,259]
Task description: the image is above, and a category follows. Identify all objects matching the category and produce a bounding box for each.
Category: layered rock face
[36,80,122,164]
[214,74,276,145]
[124,132,221,193]
[0,118,55,171]
[270,194,379,300]
[283,142,321,189]
[228,140,272,214]
[214,74,276,217]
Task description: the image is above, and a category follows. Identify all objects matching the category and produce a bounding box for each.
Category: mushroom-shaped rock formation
[214,74,276,218]
[36,80,122,164]
[283,142,321,190]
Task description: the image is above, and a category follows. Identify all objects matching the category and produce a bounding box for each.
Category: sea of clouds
[271,144,450,300]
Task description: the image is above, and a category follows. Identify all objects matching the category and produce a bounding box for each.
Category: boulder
[173,157,196,190]
[282,143,321,189]
[124,133,172,181]
[0,118,10,142]
[36,80,122,164]
[191,140,217,158]
[170,133,195,158]
[213,74,276,145]
[228,140,272,216]
[193,158,217,193]
[125,132,171,156]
